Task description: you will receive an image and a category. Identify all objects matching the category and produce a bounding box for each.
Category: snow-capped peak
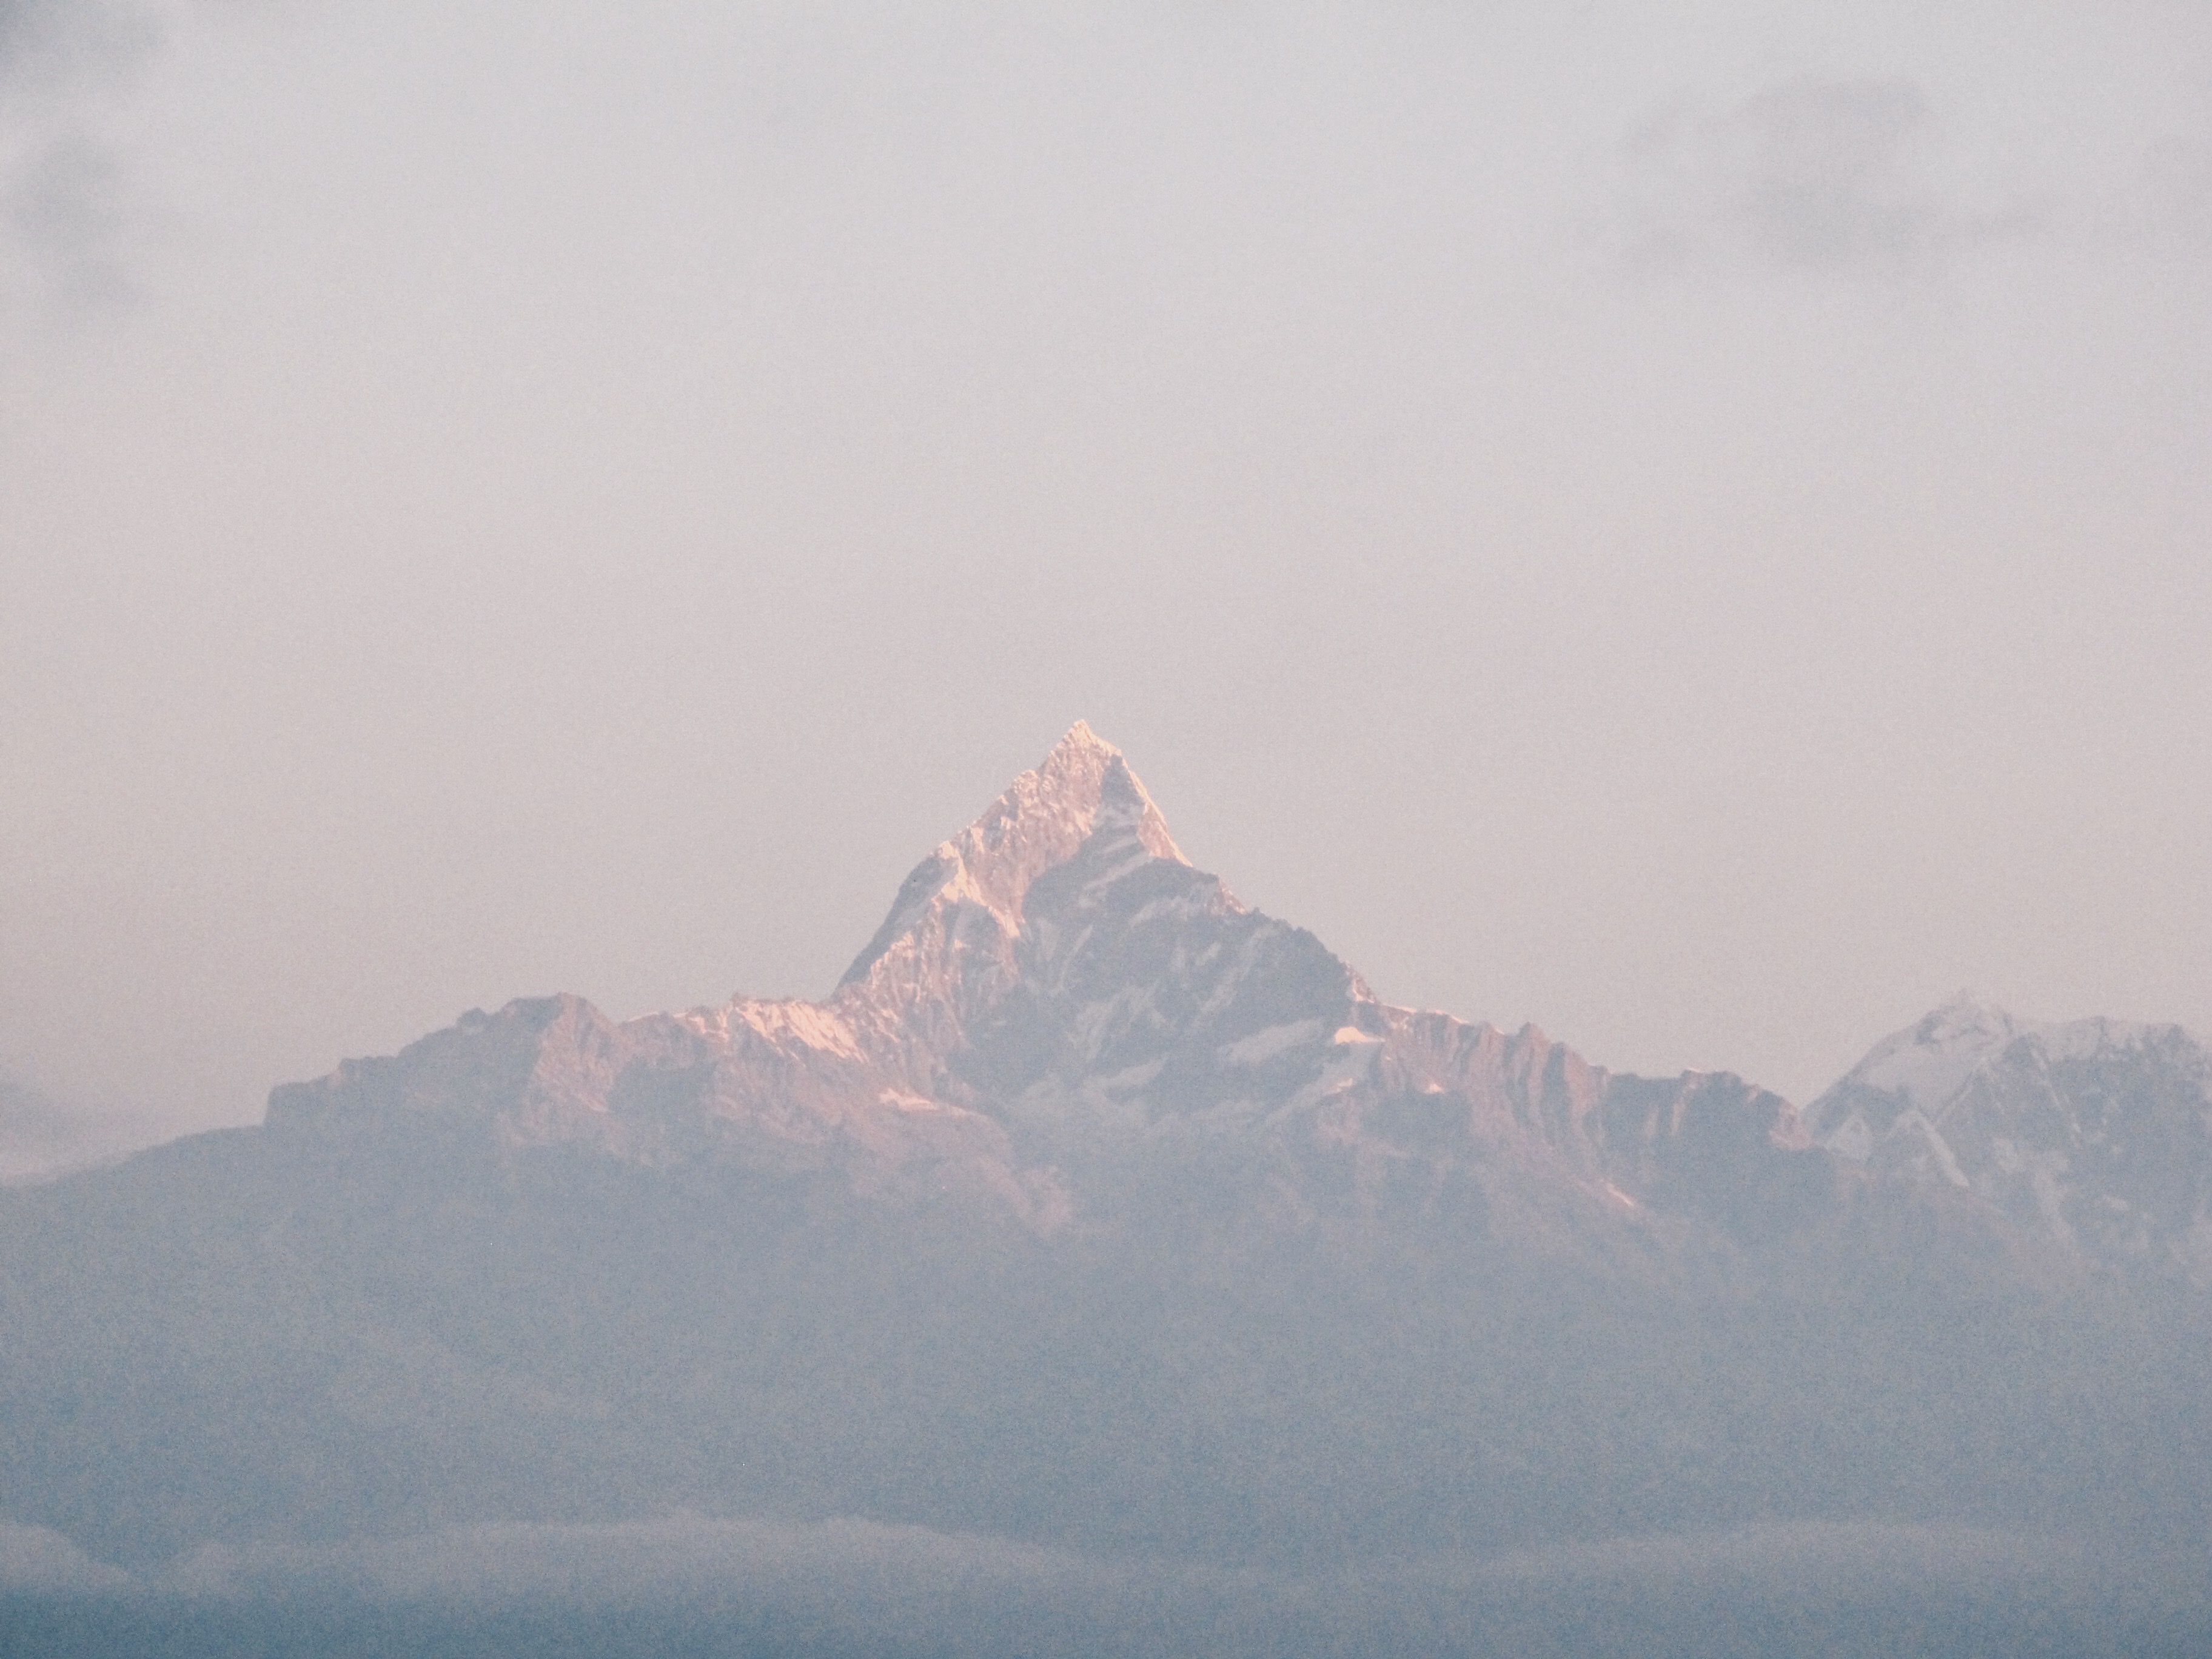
[1798,997,2036,1171]
[1855,993,2026,1108]
[838,724,1186,987]
[1806,996,2212,1282]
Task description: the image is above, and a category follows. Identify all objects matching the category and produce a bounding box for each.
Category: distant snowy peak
[839,722,1189,988]
[1814,994,2169,1137]
[1843,992,2029,1123]
[1807,998,2212,1284]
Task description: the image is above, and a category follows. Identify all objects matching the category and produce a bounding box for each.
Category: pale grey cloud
[0,0,164,318]
[54,1513,2190,1657]
[4,131,136,309]
[159,1511,1125,1607]
[0,1521,133,1595]
[1618,75,2046,275]
[1,0,147,79]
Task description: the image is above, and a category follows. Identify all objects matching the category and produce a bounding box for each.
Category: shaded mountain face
[1806,995,2212,1288]
[5,726,2210,1579]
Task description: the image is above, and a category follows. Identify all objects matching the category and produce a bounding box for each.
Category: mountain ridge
[8,724,2210,1577]
[266,723,1820,1253]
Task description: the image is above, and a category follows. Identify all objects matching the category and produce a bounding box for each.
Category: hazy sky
[4,0,2208,1155]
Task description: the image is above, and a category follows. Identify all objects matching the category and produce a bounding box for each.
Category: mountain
[265,722,1825,1254]
[1805,994,2212,1289]
[4,725,2208,1589]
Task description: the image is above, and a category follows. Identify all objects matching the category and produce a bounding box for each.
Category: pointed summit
[1021,720,1184,860]
[839,725,1186,987]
